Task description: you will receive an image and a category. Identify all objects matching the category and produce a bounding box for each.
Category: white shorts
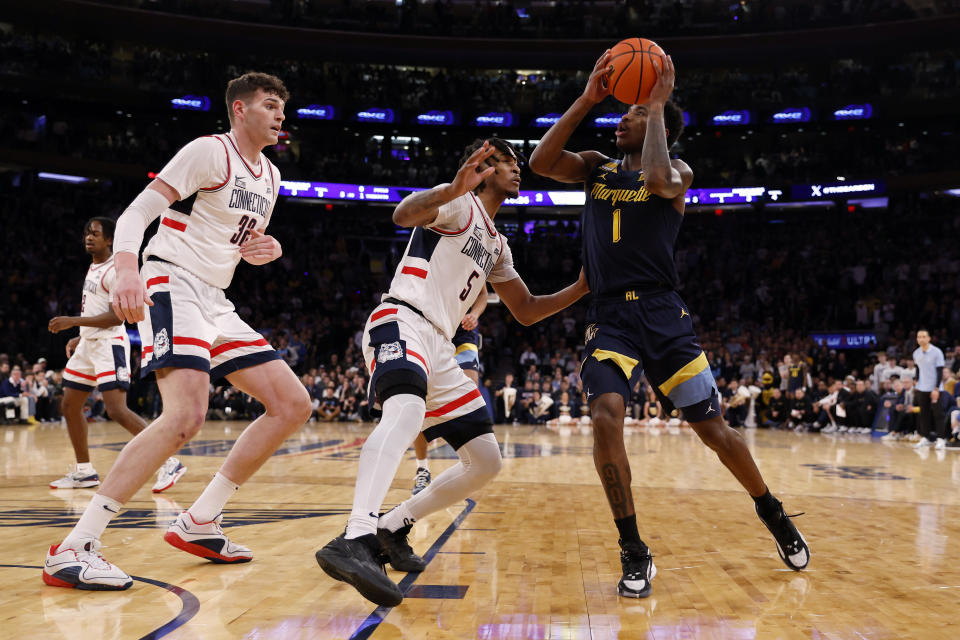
[139,259,281,380]
[363,301,491,448]
[63,336,131,392]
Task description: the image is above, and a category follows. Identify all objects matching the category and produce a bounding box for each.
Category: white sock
[76,462,95,474]
[61,493,123,549]
[379,503,416,533]
[405,433,501,523]
[188,471,239,523]
[345,394,425,539]
[416,458,429,471]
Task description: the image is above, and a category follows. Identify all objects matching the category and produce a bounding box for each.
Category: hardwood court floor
[1,419,959,639]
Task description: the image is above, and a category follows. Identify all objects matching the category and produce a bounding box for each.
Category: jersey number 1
[230,215,257,245]
[612,208,621,243]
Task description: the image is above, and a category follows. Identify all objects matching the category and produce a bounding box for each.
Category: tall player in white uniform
[316,138,590,607]
[43,72,312,591]
[48,217,186,492]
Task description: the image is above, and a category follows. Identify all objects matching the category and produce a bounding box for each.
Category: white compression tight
[379,432,502,532]
[345,394,426,539]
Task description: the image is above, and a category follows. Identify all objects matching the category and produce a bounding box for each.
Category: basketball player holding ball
[529,42,810,599]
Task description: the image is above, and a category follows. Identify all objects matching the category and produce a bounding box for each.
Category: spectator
[912,329,945,448]
[788,388,817,431]
[0,365,32,423]
[318,385,341,422]
[494,373,517,423]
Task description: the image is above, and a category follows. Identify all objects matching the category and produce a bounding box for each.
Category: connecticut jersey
[145,132,279,289]
[79,256,124,340]
[385,191,518,340]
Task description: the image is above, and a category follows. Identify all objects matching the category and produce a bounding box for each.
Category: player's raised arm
[392,142,497,228]
[111,179,177,323]
[640,55,693,199]
[528,50,612,184]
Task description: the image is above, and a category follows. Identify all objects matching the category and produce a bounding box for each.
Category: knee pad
[375,369,427,403]
[460,432,502,481]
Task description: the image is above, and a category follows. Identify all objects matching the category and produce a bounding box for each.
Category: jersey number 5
[460,270,480,302]
[230,215,258,245]
[612,208,621,243]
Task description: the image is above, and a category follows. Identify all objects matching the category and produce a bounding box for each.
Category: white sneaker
[49,469,100,489]
[164,511,252,563]
[43,540,132,590]
[935,438,947,450]
[907,432,922,442]
[913,438,933,449]
[881,432,899,441]
[821,425,837,434]
[151,457,187,493]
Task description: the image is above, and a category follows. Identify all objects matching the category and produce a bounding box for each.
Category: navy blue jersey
[581,158,682,296]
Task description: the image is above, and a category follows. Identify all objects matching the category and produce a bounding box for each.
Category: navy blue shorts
[580,290,719,421]
[452,327,481,372]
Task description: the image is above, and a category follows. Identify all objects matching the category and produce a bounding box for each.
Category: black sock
[614,514,644,547]
[753,488,781,518]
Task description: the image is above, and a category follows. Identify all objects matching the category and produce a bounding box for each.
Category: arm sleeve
[488,237,520,283]
[430,192,472,230]
[113,188,171,255]
[156,136,230,200]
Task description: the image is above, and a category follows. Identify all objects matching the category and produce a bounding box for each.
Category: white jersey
[79,256,124,340]
[385,191,519,340]
[145,132,280,289]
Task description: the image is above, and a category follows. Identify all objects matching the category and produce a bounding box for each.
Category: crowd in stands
[3,168,959,448]
[99,0,925,39]
[3,15,958,441]
[2,27,958,184]
[4,25,957,112]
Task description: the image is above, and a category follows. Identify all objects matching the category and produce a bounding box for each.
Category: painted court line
[0,564,200,639]
[348,498,477,640]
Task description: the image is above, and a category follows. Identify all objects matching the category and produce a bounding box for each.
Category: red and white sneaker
[152,457,187,493]
[163,511,252,564]
[43,540,133,590]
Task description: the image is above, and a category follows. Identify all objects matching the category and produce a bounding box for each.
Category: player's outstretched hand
[48,316,76,333]
[450,142,496,197]
[461,313,480,331]
[112,268,153,324]
[648,54,675,106]
[240,228,282,265]
[65,337,80,358]
[582,49,613,104]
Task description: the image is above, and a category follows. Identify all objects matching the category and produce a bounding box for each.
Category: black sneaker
[377,524,426,572]
[617,539,656,598]
[316,533,403,607]
[756,500,810,570]
[945,437,960,449]
[412,467,431,495]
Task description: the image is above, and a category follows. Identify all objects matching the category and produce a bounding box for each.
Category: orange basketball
[606,37,666,105]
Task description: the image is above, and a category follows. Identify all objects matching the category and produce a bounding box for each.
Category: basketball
[606,37,666,105]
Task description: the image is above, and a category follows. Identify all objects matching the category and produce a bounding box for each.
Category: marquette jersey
[582,159,682,296]
[79,256,124,340]
[385,191,518,340]
[145,132,279,289]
